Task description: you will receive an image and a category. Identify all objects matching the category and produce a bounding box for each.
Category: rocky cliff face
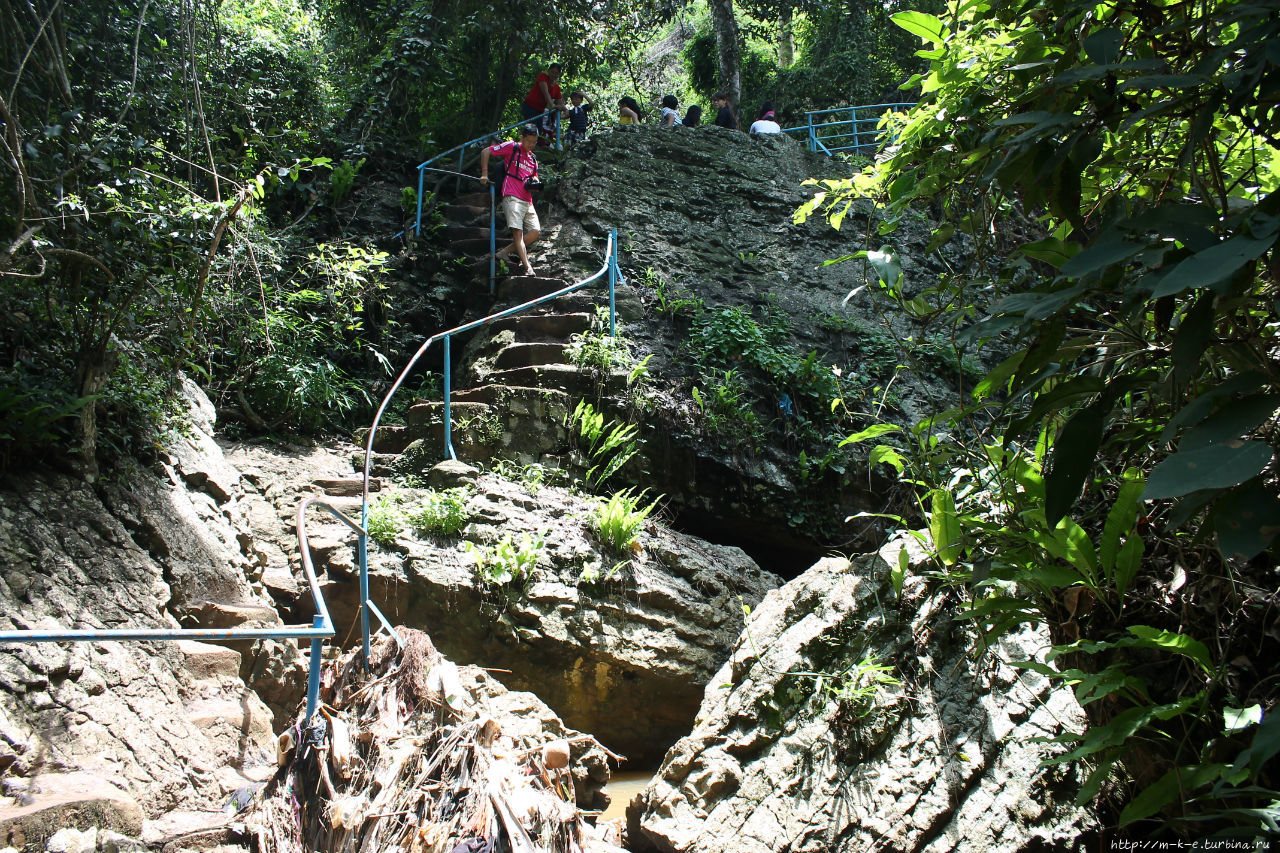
[629,547,1097,852]
[0,380,285,847]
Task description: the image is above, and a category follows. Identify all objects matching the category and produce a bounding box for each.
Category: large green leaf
[1181,393,1280,451]
[1059,240,1145,278]
[1214,486,1280,559]
[1142,441,1274,500]
[892,11,946,43]
[1127,625,1213,672]
[1045,403,1107,525]
[928,488,962,566]
[1149,232,1276,298]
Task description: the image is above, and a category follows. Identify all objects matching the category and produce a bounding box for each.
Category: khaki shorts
[502,195,540,233]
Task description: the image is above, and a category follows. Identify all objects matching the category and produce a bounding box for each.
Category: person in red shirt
[478,125,543,277]
[521,62,562,140]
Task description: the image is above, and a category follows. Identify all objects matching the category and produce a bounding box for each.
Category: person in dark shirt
[712,92,736,129]
[564,91,593,145]
[683,104,703,127]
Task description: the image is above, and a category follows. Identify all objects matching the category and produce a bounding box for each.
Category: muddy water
[601,770,655,821]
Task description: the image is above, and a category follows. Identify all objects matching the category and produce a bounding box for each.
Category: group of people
[624,92,781,135]
[480,63,788,278]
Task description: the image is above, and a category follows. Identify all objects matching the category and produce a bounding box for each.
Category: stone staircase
[364,189,642,475]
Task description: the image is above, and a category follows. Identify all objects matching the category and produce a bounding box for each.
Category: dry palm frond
[242,628,624,853]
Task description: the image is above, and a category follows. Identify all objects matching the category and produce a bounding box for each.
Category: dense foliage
[803,0,1279,837]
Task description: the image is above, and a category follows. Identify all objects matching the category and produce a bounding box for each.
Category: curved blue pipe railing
[782,103,915,156]
[0,495,348,723]
[410,110,559,238]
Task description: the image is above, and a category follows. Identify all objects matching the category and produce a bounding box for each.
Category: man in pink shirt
[479,124,543,277]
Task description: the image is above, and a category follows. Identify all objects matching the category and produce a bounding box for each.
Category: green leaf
[839,423,901,447]
[892,11,946,43]
[1232,709,1280,776]
[1126,625,1213,673]
[1120,764,1229,825]
[928,488,962,566]
[869,444,907,474]
[1181,393,1280,451]
[1149,233,1276,299]
[1224,705,1263,734]
[1082,28,1123,64]
[1100,470,1144,577]
[866,245,903,292]
[1017,236,1078,268]
[1142,441,1274,500]
[1045,403,1107,525]
[1213,486,1280,560]
[1059,240,1145,278]
[972,350,1026,401]
[1113,534,1143,599]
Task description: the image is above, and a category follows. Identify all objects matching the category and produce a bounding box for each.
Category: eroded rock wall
[631,548,1097,852]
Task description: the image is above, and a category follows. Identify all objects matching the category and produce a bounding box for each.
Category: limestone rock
[630,550,1098,852]
[0,772,142,850]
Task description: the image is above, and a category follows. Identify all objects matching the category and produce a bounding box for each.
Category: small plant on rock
[407,488,471,536]
[463,532,545,585]
[366,495,406,546]
[591,489,659,554]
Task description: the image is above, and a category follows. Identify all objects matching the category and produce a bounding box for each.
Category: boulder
[630,546,1098,852]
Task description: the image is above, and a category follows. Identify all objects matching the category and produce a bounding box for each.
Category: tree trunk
[709,0,741,113]
[779,6,794,68]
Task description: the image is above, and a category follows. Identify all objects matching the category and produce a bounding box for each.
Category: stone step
[452,384,572,415]
[493,342,571,370]
[176,640,241,682]
[444,203,487,224]
[357,423,416,455]
[498,275,570,303]
[446,224,491,241]
[453,236,495,256]
[488,311,594,340]
[405,400,492,429]
[314,476,382,496]
[183,695,275,762]
[455,191,491,207]
[484,363,624,397]
[0,772,143,847]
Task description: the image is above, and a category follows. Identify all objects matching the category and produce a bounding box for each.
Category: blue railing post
[358,518,370,670]
[608,228,618,338]
[305,614,324,721]
[489,186,497,295]
[807,112,815,152]
[414,165,426,236]
[443,335,454,460]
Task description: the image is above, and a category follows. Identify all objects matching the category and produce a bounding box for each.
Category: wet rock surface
[629,547,1097,852]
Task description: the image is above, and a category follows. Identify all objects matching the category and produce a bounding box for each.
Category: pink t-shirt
[489,141,538,203]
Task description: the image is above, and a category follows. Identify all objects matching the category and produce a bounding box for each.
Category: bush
[407,488,470,536]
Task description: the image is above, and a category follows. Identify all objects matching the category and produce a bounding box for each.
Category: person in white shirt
[749,101,782,134]
[660,94,683,127]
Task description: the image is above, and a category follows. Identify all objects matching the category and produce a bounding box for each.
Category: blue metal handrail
[0,495,347,723]
[782,102,915,156]
[411,110,560,238]
[361,226,621,498]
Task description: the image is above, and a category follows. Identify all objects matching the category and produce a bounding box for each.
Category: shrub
[407,488,470,536]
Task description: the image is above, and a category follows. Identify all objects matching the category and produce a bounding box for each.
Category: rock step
[455,191,492,207]
[452,236,495,256]
[444,203,488,224]
[0,772,143,847]
[493,342,571,370]
[314,476,382,496]
[446,224,491,241]
[483,364,624,397]
[176,640,241,682]
[488,311,594,340]
[498,275,569,303]
[183,695,275,758]
[406,400,492,429]
[451,384,572,412]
